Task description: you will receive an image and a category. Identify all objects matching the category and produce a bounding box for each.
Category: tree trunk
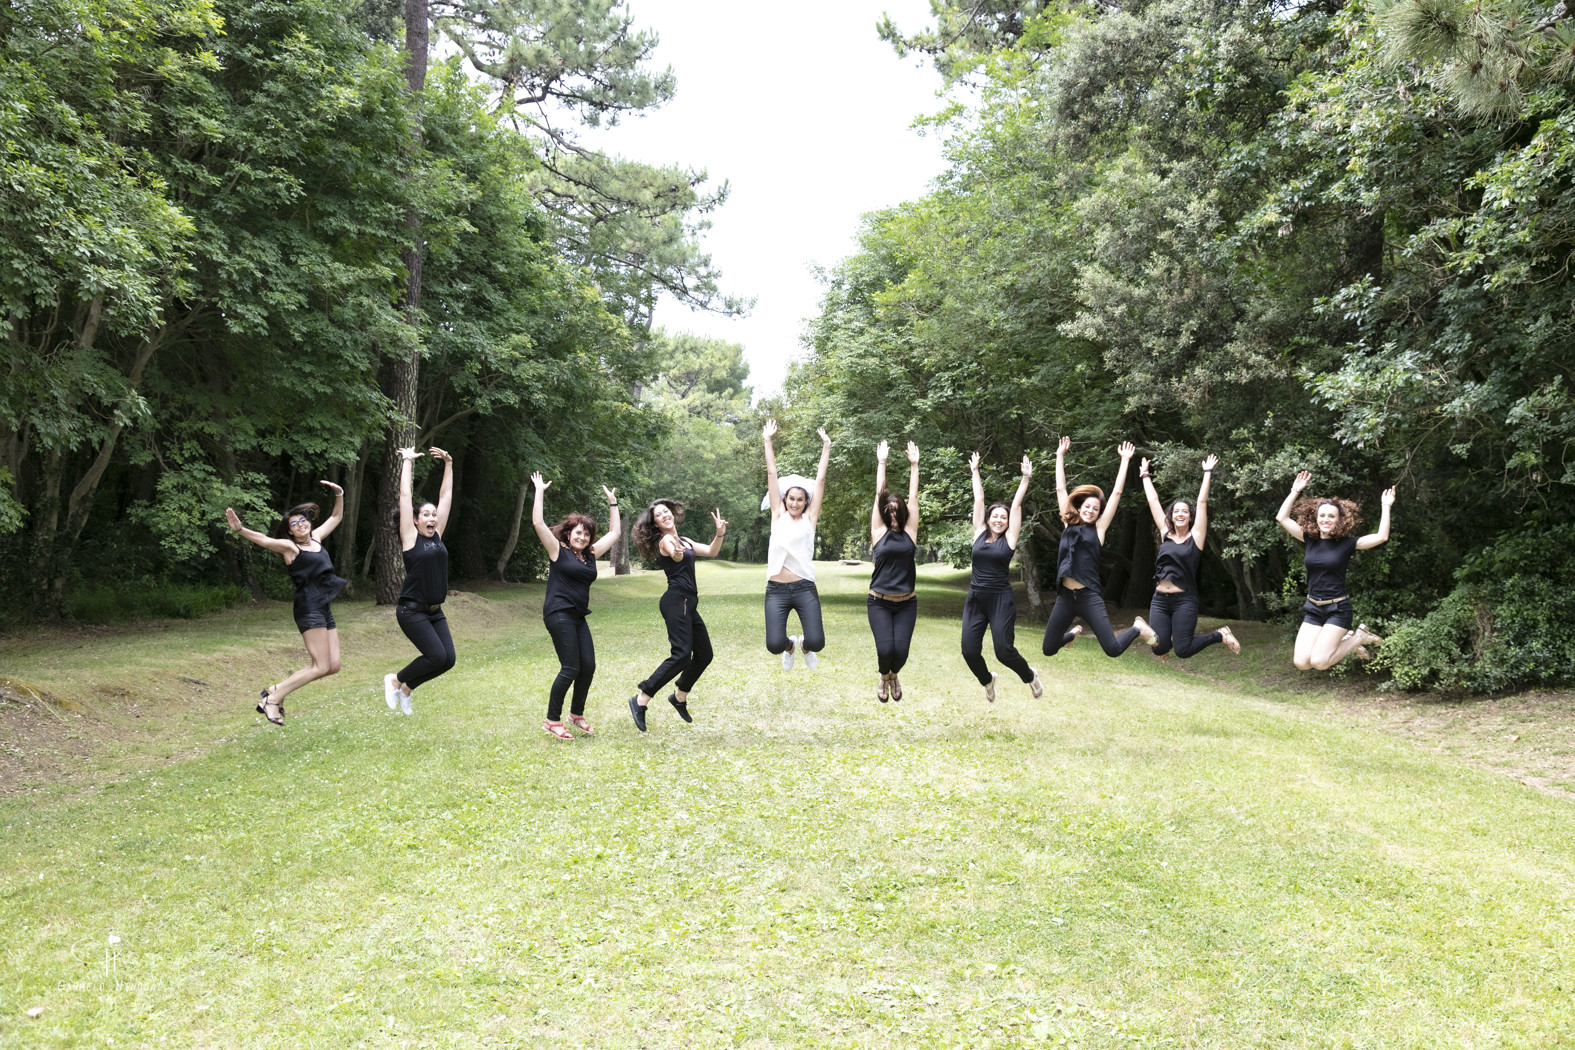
[1019,518,1043,619]
[612,514,632,574]
[457,443,489,579]
[335,445,369,582]
[1122,515,1156,609]
[495,474,531,580]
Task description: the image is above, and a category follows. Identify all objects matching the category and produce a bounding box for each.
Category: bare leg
[1292,623,1322,670]
[270,628,342,700]
[1310,623,1366,670]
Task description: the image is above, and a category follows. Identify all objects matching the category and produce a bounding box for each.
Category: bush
[1376,523,1575,693]
[64,581,250,624]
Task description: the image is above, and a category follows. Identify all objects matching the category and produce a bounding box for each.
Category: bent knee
[1293,657,1314,671]
[1150,643,1172,657]
[325,660,342,676]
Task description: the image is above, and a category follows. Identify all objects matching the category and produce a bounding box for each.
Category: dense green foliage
[785,0,1575,692]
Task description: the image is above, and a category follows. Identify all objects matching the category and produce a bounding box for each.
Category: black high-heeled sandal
[256,688,285,722]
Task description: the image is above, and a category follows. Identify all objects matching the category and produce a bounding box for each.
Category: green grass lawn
[3,561,1573,1047]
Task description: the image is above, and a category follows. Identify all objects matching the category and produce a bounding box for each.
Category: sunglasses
[288,518,311,528]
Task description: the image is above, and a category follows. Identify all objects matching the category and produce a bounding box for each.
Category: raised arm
[970,451,986,537]
[693,508,729,558]
[224,507,298,559]
[808,427,831,520]
[1192,454,1217,549]
[1139,457,1167,536]
[1055,436,1072,519]
[1005,455,1032,549]
[762,418,783,519]
[592,485,621,557]
[1356,486,1396,550]
[1275,471,1310,541]
[904,441,920,542]
[314,481,345,542]
[1095,441,1135,542]
[530,472,559,561]
[871,440,890,542]
[430,447,454,535]
[398,447,419,550]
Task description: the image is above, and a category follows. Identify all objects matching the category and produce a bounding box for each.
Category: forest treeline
[765,0,1575,693]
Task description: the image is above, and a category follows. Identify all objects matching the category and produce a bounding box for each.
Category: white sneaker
[804,645,818,670]
[1029,669,1043,699]
[399,689,413,716]
[985,672,997,703]
[383,673,400,711]
[782,637,795,671]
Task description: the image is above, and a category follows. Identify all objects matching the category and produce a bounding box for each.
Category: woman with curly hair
[959,450,1042,702]
[627,498,728,732]
[868,439,920,702]
[1138,453,1241,659]
[1041,437,1155,662]
[530,472,621,741]
[1274,471,1395,671]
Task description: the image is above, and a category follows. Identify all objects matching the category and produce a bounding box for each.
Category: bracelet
[608,503,618,508]
[1139,472,1150,479]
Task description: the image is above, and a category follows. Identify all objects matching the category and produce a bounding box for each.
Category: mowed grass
[3,561,1574,1048]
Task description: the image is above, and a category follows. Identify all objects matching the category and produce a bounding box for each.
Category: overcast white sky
[587,0,951,398]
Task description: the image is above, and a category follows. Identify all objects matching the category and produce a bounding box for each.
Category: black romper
[286,544,346,633]
[959,531,1034,686]
[1147,534,1223,658]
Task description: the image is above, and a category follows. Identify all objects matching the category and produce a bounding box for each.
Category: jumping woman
[224,480,346,726]
[628,500,728,732]
[1274,471,1394,671]
[382,446,456,716]
[1042,437,1154,661]
[1139,454,1241,659]
[868,440,920,702]
[961,451,1043,702]
[530,472,621,741]
[762,418,831,670]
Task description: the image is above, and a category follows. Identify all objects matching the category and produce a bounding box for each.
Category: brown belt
[1307,594,1348,606]
[869,589,916,602]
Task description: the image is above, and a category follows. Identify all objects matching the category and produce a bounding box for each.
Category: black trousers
[543,610,595,720]
[960,588,1034,686]
[764,579,825,653]
[1042,584,1140,658]
[396,605,456,690]
[639,590,713,696]
[867,595,918,675]
[1148,589,1222,658]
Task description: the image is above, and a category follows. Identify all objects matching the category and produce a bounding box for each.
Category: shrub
[64,581,249,624]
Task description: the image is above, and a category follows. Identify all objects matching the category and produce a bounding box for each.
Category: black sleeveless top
[969,531,1014,592]
[543,544,597,617]
[1154,533,1202,592]
[870,529,917,594]
[287,544,346,606]
[1303,535,1357,600]
[1056,523,1102,591]
[661,538,697,595]
[399,531,449,605]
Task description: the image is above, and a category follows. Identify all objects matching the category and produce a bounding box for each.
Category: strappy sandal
[256,688,284,720]
[261,696,284,726]
[566,714,595,735]
[542,720,573,741]
[877,676,889,703]
[890,674,903,702]
[667,693,693,724]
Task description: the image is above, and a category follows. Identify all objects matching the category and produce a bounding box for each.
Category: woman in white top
[762,418,831,669]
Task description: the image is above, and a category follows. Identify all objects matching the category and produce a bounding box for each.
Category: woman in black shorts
[868,440,920,702]
[530,471,621,740]
[1139,453,1240,659]
[960,451,1042,702]
[627,499,727,732]
[382,446,456,716]
[224,481,346,725]
[1274,471,1394,671]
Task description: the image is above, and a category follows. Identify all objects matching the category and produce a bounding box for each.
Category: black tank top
[543,544,597,617]
[399,531,449,605]
[1303,535,1357,600]
[1056,523,1102,591]
[286,544,346,604]
[870,529,917,594]
[1154,533,1202,592]
[661,538,697,595]
[969,530,1014,592]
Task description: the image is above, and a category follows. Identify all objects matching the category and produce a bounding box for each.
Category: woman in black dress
[868,440,920,702]
[1274,471,1394,671]
[530,472,621,740]
[224,480,346,725]
[960,451,1042,702]
[382,446,455,716]
[1139,453,1240,659]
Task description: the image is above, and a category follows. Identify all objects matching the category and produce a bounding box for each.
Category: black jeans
[1042,584,1140,658]
[764,579,825,653]
[1148,589,1222,658]
[867,595,918,674]
[396,605,456,690]
[639,590,713,696]
[543,610,595,720]
[960,588,1034,686]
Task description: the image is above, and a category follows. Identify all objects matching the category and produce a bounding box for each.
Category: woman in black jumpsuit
[628,500,728,732]
[224,481,346,725]
[959,451,1042,702]
[868,440,921,702]
[530,471,621,740]
[383,446,456,716]
[1138,453,1240,659]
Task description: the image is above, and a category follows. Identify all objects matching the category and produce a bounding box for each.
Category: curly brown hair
[633,499,685,560]
[552,514,598,558]
[1061,485,1105,526]
[1293,497,1362,539]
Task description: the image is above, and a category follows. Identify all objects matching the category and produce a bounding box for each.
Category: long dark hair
[552,514,599,561]
[1061,485,1104,526]
[271,502,319,540]
[878,490,909,532]
[981,501,1010,542]
[633,499,685,560]
[1162,498,1196,541]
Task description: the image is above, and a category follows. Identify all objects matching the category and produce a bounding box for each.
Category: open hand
[818,427,831,445]
[429,447,451,463]
[1118,441,1135,460]
[1380,485,1396,507]
[969,451,982,473]
[1292,470,1311,493]
[763,418,778,441]
[224,507,243,532]
[1140,457,1151,477]
[531,471,549,492]
[876,440,889,463]
[320,480,344,496]
[1057,436,1071,457]
[1020,455,1033,478]
[906,441,919,464]
[399,446,420,462]
[1202,454,1219,473]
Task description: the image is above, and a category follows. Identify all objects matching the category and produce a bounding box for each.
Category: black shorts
[1302,597,1353,630]
[294,601,337,632]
